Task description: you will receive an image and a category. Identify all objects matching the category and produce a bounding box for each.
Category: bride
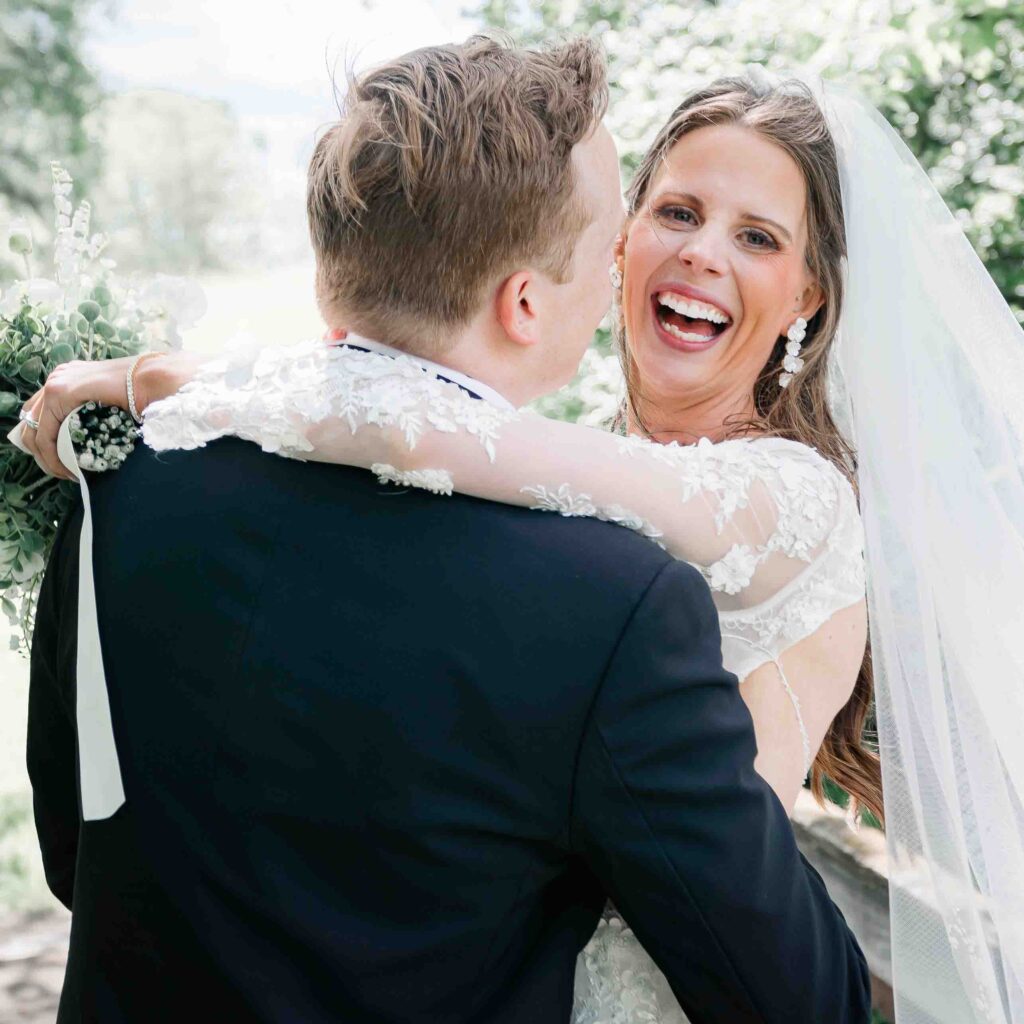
[20,71,1024,1023]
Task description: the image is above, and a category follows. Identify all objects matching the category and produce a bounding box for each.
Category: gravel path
[0,910,70,1024]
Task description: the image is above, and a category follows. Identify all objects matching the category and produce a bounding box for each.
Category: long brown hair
[619,75,884,826]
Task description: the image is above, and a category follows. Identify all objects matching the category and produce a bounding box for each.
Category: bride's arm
[29,339,866,812]
[16,331,350,480]
[16,349,212,480]
[141,346,868,812]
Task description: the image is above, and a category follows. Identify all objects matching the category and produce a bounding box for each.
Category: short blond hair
[307,35,608,354]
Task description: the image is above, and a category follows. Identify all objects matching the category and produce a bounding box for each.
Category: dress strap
[720,633,812,778]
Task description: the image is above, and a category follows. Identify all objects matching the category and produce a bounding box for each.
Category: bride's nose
[676,230,727,277]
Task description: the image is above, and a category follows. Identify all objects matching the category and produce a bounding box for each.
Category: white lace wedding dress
[142,337,867,1024]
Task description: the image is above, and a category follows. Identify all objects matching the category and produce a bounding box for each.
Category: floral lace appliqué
[144,339,519,462]
[574,911,689,1024]
[372,464,454,495]
[521,483,665,545]
[701,543,759,596]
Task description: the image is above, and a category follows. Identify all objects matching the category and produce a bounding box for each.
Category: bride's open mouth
[651,289,733,353]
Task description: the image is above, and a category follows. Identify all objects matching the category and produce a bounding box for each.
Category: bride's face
[622,124,822,414]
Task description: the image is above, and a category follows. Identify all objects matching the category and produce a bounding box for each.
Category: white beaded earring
[608,260,623,289]
[778,316,807,389]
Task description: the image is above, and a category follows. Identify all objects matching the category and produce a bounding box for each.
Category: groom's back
[48,438,677,1023]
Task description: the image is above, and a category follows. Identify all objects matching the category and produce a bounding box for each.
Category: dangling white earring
[778,316,807,389]
[609,261,623,289]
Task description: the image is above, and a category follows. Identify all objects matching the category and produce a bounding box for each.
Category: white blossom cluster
[67,402,139,472]
[51,162,111,306]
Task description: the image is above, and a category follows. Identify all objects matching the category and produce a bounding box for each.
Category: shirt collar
[342,334,517,412]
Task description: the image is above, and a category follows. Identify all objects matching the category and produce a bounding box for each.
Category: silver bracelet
[126,353,162,424]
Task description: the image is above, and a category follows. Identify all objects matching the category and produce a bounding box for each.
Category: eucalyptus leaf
[50,342,76,365]
[93,318,116,340]
[21,531,44,555]
[18,356,43,382]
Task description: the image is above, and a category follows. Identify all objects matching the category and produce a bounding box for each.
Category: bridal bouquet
[0,162,204,651]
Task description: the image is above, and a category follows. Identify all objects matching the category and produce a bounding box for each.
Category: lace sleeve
[143,340,866,676]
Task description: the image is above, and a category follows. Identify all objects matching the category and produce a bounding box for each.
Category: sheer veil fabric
[810,76,1024,1022]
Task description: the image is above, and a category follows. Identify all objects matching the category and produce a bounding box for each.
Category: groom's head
[307,35,622,403]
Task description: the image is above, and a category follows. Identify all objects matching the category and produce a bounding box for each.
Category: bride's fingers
[16,395,45,467]
[34,397,76,480]
[19,388,75,480]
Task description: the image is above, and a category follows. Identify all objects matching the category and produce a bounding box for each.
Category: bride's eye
[741,228,777,249]
[655,205,697,226]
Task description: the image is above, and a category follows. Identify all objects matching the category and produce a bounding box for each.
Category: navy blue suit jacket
[28,437,869,1022]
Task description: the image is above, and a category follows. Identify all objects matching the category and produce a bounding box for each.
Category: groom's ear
[495,270,542,348]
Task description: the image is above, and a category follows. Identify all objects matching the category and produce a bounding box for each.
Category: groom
[28,35,870,1023]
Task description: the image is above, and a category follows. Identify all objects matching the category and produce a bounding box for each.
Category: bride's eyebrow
[651,189,704,210]
[741,212,793,244]
[653,188,794,244]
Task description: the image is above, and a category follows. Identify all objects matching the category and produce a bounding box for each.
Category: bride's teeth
[657,292,730,325]
[660,318,717,344]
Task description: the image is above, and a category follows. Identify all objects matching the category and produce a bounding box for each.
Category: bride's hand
[20,329,347,479]
[19,350,208,480]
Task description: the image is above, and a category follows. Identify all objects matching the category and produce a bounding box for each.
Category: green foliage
[0,281,147,649]
[476,0,1024,326]
[0,0,103,220]
[818,776,883,831]
[0,304,78,646]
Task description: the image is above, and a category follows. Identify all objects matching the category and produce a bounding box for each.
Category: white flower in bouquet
[10,550,45,585]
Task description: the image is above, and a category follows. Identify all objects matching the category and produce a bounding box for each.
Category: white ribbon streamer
[9,414,125,821]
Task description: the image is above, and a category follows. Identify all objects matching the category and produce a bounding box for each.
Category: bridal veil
[810,75,1024,1022]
